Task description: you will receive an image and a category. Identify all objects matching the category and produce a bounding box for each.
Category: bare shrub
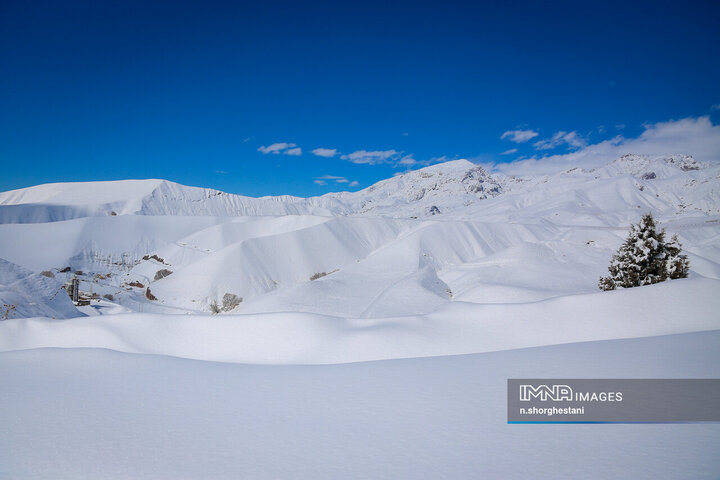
[209,300,220,314]
[3,304,17,320]
[40,270,55,278]
[103,294,114,301]
[310,269,338,281]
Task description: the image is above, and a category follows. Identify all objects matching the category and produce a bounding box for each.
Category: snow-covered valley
[1,154,719,478]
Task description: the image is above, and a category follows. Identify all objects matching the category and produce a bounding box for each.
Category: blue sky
[1,0,719,196]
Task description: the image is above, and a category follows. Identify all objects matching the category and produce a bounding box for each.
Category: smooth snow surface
[1,331,718,479]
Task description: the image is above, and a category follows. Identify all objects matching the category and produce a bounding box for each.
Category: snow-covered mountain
[0,154,718,318]
[1,155,717,225]
[0,161,499,222]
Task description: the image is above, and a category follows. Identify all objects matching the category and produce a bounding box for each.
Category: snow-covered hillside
[0,258,81,319]
[0,154,718,318]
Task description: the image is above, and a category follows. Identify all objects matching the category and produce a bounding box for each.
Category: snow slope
[0,179,344,223]
[0,258,81,319]
[1,331,718,479]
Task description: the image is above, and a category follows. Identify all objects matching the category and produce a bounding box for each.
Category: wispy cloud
[341,149,399,165]
[533,131,586,151]
[311,148,338,158]
[314,174,359,187]
[711,104,720,112]
[500,148,518,155]
[257,142,296,154]
[214,170,229,174]
[493,116,720,176]
[316,175,348,183]
[397,154,418,165]
[285,147,302,156]
[500,129,539,143]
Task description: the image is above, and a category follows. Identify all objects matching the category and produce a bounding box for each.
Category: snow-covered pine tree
[665,234,690,279]
[598,275,616,291]
[599,213,669,290]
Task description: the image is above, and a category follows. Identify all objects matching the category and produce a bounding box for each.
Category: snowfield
[1,332,718,479]
[1,154,719,478]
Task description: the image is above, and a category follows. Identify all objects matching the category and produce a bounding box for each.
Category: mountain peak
[591,153,707,180]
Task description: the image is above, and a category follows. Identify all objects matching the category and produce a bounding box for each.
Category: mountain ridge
[0,154,717,224]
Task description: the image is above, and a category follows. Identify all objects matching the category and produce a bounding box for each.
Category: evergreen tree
[598,275,616,291]
[665,234,690,279]
[599,213,688,290]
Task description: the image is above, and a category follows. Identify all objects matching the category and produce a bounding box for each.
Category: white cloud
[335,147,448,168]
[500,148,518,155]
[312,148,338,158]
[314,175,358,186]
[494,116,720,176]
[257,142,296,154]
[397,155,454,168]
[533,131,586,151]
[349,181,359,187]
[284,147,302,156]
[341,149,399,165]
[397,155,418,165]
[500,129,539,143]
[317,175,347,182]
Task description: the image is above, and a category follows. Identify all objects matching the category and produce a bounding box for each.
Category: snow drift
[1,331,718,479]
[1,277,718,364]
